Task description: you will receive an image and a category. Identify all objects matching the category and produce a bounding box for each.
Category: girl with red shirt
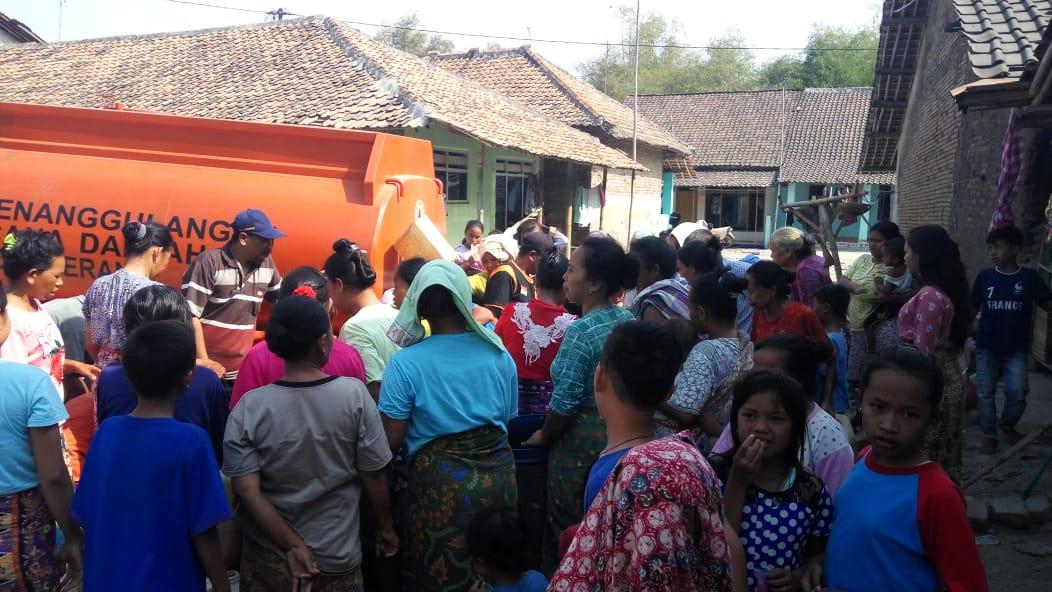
[494,250,576,414]
[747,261,835,406]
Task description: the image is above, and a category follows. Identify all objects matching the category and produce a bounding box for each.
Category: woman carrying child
[837,221,899,381]
[659,272,754,449]
[897,225,971,483]
[822,347,988,591]
[224,295,397,590]
[711,369,835,592]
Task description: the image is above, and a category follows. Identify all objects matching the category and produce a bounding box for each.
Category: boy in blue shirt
[72,320,233,591]
[971,226,1052,454]
[813,284,851,414]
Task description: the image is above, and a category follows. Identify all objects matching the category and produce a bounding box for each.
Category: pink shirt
[0,299,66,396]
[229,339,366,410]
[897,286,954,353]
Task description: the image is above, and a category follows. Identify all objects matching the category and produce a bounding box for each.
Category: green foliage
[374,12,456,57]
[580,7,877,98]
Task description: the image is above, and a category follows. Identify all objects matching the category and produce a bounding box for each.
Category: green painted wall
[404,125,538,246]
[661,171,674,215]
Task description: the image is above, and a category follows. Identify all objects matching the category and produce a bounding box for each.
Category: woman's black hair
[396,258,428,287]
[122,221,174,258]
[464,219,484,235]
[599,321,686,412]
[265,295,332,362]
[746,260,794,300]
[728,369,809,475]
[677,236,724,275]
[754,333,832,396]
[580,235,639,299]
[690,271,747,324]
[861,346,945,417]
[466,506,529,575]
[323,238,377,291]
[812,284,849,318]
[536,249,568,292]
[0,282,7,315]
[906,225,971,350]
[868,220,901,241]
[2,230,64,281]
[417,284,464,328]
[278,266,329,303]
[629,236,677,280]
[123,285,193,334]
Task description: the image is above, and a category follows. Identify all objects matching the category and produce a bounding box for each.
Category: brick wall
[895,0,1011,276]
[600,142,665,243]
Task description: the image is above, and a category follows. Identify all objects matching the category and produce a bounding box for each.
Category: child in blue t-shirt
[812,285,850,414]
[971,226,1052,454]
[467,506,548,592]
[823,347,988,591]
[72,321,233,592]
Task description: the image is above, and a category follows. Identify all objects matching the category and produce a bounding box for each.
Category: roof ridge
[518,48,605,128]
[635,88,792,98]
[431,47,530,60]
[0,14,325,49]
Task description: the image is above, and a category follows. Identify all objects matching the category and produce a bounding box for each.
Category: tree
[757,25,878,89]
[374,12,455,57]
[799,26,878,87]
[579,7,758,100]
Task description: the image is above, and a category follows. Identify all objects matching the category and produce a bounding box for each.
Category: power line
[163,0,879,52]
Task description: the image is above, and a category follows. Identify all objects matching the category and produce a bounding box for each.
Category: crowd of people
[3,205,1034,592]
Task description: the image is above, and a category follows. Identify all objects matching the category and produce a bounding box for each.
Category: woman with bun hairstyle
[230,267,366,410]
[326,239,398,401]
[522,235,639,570]
[83,221,175,368]
[225,295,396,590]
[2,230,99,394]
[897,225,971,483]
[770,226,832,305]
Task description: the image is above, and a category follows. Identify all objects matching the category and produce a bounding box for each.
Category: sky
[2,0,882,75]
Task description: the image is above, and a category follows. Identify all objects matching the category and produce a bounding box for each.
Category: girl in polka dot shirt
[710,370,834,592]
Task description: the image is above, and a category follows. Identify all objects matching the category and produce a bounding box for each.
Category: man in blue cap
[182,209,286,383]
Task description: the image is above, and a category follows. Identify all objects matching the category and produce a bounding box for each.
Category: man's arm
[192,528,230,592]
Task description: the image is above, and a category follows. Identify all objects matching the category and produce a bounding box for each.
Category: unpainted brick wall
[600,142,664,243]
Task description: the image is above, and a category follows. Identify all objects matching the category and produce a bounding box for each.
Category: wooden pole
[963,424,1052,490]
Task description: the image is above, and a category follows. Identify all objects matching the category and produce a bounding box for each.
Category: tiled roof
[782,88,879,183]
[953,0,1052,78]
[631,88,892,186]
[431,47,690,154]
[0,11,43,43]
[0,16,639,170]
[629,90,802,169]
[861,0,931,172]
[677,170,777,188]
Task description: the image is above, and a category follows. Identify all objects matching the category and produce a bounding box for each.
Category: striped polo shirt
[182,246,281,376]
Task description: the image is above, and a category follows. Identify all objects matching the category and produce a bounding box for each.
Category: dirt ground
[967,365,1052,591]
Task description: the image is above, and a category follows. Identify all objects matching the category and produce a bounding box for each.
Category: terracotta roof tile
[433,47,690,154]
[0,16,639,170]
[632,89,893,185]
[953,0,1052,78]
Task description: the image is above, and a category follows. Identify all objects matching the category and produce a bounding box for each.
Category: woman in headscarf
[629,236,691,322]
[522,235,638,570]
[770,227,832,305]
[480,234,534,318]
[379,260,518,592]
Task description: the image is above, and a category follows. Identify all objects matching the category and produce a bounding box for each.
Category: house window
[434,149,469,203]
[495,159,535,229]
[705,189,765,232]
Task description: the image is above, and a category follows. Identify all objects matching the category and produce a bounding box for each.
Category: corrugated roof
[632,88,892,186]
[629,90,801,169]
[432,47,690,154]
[0,16,639,170]
[953,0,1052,78]
[0,11,43,43]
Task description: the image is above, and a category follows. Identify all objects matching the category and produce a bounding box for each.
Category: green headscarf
[386,259,505,352]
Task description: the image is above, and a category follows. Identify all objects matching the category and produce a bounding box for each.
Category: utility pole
[58,0,67,41]
[627,0,640,237]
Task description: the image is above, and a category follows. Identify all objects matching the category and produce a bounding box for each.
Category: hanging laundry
[990,110,1023,232]
[573,185,601,227]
